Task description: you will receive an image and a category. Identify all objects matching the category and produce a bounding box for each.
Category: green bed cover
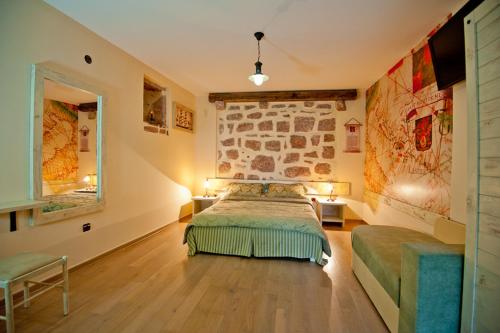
[183,196,331,262]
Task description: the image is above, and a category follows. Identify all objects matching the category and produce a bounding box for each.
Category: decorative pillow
[267,183,307,198]
[226,182,263,197]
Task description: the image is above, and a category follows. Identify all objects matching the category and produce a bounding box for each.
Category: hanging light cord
[257,39,261,62]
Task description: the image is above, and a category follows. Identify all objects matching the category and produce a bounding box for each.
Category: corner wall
[0,0,196,266]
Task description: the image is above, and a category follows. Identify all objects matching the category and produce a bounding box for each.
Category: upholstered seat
[351,225,442,305]
[0,253,60,281]
[0,253,68,333]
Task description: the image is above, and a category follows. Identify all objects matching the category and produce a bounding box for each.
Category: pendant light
[248,32,269,86]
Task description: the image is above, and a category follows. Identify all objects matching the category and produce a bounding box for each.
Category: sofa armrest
[399,243,464,333]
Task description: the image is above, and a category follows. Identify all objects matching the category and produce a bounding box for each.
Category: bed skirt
[185,226,326,265]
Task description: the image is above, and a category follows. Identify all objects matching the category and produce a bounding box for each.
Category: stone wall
[217,101,340,181]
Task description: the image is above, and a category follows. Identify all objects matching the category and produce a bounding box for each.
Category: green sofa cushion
[351,225,442,305]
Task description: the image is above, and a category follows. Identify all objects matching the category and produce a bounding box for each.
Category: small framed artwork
[173,102,194,133]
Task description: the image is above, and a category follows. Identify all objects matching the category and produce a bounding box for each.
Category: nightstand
[192,196,219,215]
[316,199,347,227]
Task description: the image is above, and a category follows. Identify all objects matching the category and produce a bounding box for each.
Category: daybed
[352,221,465,333]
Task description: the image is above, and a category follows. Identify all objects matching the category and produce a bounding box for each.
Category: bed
[183,183,331,265]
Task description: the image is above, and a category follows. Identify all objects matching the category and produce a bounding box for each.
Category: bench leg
[62,256,69,315]
[4,282,15,333]
[23,281,30,308]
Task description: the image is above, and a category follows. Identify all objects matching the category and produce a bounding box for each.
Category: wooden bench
[0,253,69,333]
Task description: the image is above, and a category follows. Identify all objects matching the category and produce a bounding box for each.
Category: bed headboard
[205,178,350,197]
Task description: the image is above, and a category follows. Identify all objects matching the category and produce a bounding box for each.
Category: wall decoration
[217,101,336,181]
[79,125,90,152]
[344,118,362,153]
[42,99,79,182]
[173,102,194,133]
[364,29,453,217]
[143,78,168,135]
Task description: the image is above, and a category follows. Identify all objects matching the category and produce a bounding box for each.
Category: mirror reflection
[41,78,98,213]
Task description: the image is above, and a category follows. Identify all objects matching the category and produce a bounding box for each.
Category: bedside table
[316,199,347,227]
[192,196,219,215]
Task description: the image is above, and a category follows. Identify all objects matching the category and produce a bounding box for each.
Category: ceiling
[45,0,465,96]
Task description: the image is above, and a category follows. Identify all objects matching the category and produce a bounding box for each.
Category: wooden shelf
[322,215,344,223]
[0,200,46,214]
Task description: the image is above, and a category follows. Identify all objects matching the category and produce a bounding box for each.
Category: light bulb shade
[248,74,269,86]
[83,176,90,184]
[248,61,269,86]
[204,180,210,189]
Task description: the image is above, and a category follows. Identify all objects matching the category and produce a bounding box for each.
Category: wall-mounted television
[428,0,484,90]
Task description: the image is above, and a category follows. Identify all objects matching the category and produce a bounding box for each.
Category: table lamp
[204,179,210,197]
[328,181,336,202]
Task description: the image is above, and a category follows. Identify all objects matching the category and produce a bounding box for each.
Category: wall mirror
[31,64,104,224]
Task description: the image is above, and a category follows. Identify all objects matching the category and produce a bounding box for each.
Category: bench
[0,253,69,333]
[351,220,465,333]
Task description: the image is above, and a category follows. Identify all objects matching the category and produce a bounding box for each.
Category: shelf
[322,215,344,223]
[0,200,46,214]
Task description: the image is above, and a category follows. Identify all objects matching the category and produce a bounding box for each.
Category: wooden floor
[2,220,388,333]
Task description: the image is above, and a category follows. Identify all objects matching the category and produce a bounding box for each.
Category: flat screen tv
[428,0,484,90]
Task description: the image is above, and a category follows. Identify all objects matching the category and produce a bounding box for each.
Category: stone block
[247,112,262,119]
[304,151,318,158]
[258,120,273,131]
[311,135,320,146]
[245,140,261,151]
[265,140,281,152]
[290,135,307,148]
[318,118,336,131]
[277,121,290,132]
[324,134,335,142]
[227,113,243,120]
[226,149,239,160]
[251,155,275,172]
[221,138,235,146]
[294,117,315,132]
[335,100,347,111]
[284,166,311,178]
[237,123,254,132]
[322,146,335,159]
[284,153,300,163]
[315,163,331,174]
[218,162,231,174]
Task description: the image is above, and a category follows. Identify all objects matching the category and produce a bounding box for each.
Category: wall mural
[42,99,79,183]
[217,101,337,181]
[364,33,453,217]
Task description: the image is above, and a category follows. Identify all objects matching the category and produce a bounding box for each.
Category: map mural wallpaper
[42,99,79,185]
[364,31,453,217]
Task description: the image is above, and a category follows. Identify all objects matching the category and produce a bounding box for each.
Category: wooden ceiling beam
[208,89,357,103]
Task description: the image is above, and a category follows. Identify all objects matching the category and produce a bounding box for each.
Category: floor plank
[1,220,388,333]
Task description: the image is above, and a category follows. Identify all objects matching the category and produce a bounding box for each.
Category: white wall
[194,94,367,219]
[0,0,195,267]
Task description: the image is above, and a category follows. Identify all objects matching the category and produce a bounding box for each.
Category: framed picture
[173,102,194,133]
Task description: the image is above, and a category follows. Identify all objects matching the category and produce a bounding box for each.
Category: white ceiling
[45,0,465,96]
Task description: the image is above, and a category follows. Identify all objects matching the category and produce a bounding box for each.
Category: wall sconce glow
[248,32,269,86]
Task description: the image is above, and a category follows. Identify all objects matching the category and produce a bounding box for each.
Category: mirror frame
[30,63,105,224]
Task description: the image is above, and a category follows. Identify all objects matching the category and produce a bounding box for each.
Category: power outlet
[82,223,91,232]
